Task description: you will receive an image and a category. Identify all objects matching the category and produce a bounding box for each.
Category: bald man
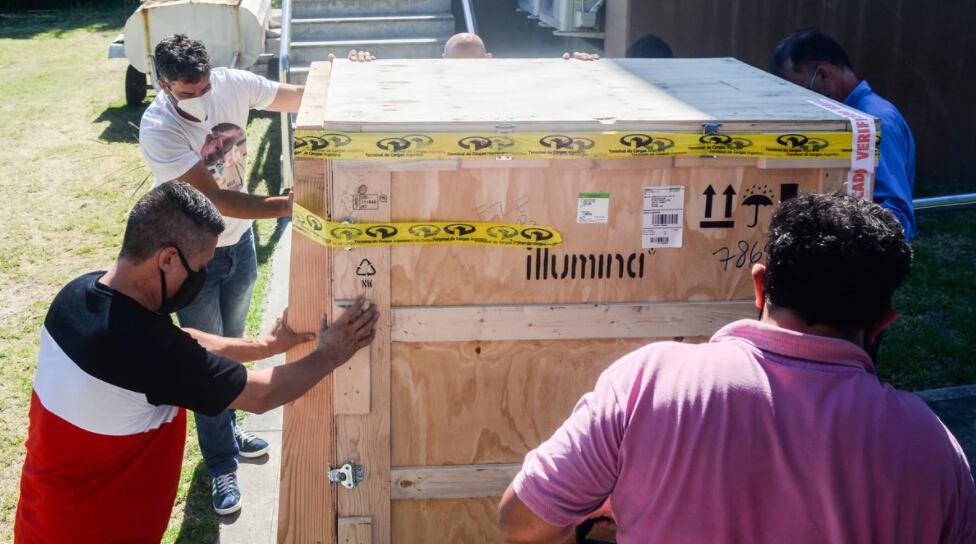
[443,33,491,59]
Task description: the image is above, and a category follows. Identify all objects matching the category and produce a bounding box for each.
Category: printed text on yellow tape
[294,130,870,160]
[292,204,563,248]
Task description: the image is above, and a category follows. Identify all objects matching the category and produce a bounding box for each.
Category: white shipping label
[642,186,685,249]
[577,192,610,224]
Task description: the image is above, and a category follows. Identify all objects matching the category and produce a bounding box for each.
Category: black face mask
[157,246,207,314]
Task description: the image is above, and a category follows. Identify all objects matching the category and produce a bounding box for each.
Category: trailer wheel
[125,64,147,106]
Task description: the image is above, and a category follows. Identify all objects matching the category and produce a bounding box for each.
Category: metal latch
[328,460,365,490]
[702,122,723,135]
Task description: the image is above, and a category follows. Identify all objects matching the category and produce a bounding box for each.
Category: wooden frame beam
[332,171,394,543]
[391,301,756,343]
[391,464,521,501]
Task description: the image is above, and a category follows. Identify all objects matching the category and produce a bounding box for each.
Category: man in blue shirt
[771,30,916,240]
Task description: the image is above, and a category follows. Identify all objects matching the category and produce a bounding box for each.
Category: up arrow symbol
[722,185,736,218]
[703,185,716,218]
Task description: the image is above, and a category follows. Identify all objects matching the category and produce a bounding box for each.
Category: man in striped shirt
[15,181,377,543]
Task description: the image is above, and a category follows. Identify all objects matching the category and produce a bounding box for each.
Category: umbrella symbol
[742,185,775,227]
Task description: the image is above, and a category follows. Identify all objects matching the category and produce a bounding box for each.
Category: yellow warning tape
[294,130,863,160]
[292,203,562,248]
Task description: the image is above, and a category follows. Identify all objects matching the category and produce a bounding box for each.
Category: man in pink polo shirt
[499,193,975,543]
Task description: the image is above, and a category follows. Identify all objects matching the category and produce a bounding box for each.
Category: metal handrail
[279,0,295,190]
[913,193,976,215]
[460,0,478,35]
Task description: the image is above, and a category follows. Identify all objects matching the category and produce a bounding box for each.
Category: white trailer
[108,0,271,105]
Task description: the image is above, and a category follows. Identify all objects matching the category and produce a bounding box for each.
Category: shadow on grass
[94,101,148,144]
[248,110,290,268]
[172,461,220,544]
[0,1,134,39]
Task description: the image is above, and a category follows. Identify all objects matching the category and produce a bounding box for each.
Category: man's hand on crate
[327,50,378,63]
[562,51,600,61]
[317,297,379,366]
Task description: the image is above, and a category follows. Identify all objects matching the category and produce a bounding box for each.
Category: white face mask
[174,90,212,121]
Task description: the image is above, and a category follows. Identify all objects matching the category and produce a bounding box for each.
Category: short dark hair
[154,34,211,84]
[120,181,224,263]
[626,34,673,59]
[770,29,851,76]
[763,193,912,334]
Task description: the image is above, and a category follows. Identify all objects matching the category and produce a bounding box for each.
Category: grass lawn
[0,4,285,542]
[879,189,976,390]
[0,4,974,544]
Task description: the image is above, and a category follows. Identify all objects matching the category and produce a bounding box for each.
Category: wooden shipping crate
[279,58,874,544]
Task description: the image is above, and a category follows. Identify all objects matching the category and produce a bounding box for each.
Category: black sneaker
[235,427,270,458]
[212,472,242,516]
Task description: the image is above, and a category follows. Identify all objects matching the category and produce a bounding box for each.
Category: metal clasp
[702,122,723,135]
[328,460,365,490]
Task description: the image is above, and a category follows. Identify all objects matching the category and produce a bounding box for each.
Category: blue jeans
[177,228,257,477]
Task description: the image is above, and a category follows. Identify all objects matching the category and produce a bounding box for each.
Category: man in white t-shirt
[138,34,372,516]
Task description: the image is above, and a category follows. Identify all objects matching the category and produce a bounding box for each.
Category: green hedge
[0,0,133,12]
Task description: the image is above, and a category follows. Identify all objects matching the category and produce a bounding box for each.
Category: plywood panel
[391,499,601,544]
[390,166,821,306]
[391,338,711,466]
[331,171,393,544]
[391,499,504,544]
[324,59,853,132]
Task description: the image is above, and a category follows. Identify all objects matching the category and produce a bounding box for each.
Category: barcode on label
[642,186,684,249]
[650,213,680,226]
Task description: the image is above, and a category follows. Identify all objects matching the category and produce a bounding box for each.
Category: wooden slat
[391,464,520,500]
[391,300,754,342]
[331,171,394,415]
[821,167,850,195]
[279,60,336,544]
[333,346,370,415]
[337,518,372,544]
[332,171,393,544]
[333,159,461,172]
[759,158,851,170]
[279,157,335,544]
[334,157,678,173]
[675,156,762,169]
[295,61,331,130]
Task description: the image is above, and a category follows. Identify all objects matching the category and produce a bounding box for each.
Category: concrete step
[270,8,281,29]
[292,0,451,18]
[290,37,445,66]
[293,14,454,41]
[288,66,311,86]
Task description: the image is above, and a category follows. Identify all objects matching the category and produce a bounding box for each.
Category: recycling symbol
[356,259,376,277]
